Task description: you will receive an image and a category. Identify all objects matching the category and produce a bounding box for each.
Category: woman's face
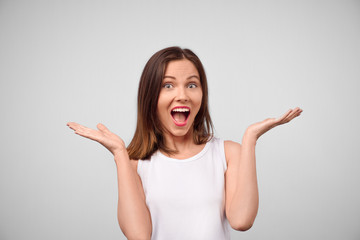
[157,59,203,139]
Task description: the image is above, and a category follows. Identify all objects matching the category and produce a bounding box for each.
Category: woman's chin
[164,126,193,139]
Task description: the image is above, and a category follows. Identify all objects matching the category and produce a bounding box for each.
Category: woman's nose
[175,87,189,102]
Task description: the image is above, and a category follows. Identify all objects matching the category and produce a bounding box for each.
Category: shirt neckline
[156,138,213,163]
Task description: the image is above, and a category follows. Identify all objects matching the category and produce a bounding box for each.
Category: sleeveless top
[137,137,231,240]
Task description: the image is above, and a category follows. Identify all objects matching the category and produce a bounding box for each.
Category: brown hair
[127,46,213,160]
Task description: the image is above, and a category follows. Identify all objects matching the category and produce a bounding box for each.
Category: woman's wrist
[114,149,130,164]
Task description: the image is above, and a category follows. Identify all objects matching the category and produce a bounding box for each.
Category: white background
[1,0,359,239]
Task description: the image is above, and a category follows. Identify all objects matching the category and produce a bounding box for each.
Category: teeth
[172,108,190,112]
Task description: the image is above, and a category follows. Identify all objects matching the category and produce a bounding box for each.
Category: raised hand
[66,122,126,156]
[246,107,303,140]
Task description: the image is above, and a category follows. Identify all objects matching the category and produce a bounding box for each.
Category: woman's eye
[163,83,173,89]
[188,83,197,88]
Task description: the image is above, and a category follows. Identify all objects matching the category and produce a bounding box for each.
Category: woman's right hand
[67,122,126,156]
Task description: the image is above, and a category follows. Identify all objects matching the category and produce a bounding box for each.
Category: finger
[97,123,110,133]
[67,122,92,133]
[68,122,101,141]
[77,126,101,140]
[275,109,293,123]
[289,107,302,118]
[276,107,302,124]
[67,122,82,131]
[68,122,91,134]
[74,129,100,141]
[292,109,302,120]
[282,108,303,123]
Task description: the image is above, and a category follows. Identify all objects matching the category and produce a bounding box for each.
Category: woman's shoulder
[208,137,241,165]
[210,137,241,154]
[223,140,242,165]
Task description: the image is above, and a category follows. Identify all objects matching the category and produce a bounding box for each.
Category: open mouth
[171,107,190,126]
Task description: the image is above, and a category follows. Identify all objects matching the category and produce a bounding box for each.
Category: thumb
[97,123,110,132]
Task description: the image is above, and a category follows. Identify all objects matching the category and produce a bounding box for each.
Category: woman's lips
[171,106,190,127]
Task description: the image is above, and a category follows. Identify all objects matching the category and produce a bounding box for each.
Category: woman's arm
[115,151,152,240]
[225,107,302,231]
[67,123,152,240]
[225,135,258,231]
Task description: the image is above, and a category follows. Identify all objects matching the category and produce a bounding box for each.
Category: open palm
[247,107,303,139]
[66,122,125,156]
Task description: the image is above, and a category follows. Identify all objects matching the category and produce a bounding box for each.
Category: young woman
[67,47,302,240]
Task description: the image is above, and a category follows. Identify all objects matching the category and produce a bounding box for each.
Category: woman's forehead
[164,59,199,77]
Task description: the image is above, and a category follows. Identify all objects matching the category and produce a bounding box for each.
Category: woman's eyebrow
[163,75,176,79]
[187,75,200,80]
[163,75,200,80]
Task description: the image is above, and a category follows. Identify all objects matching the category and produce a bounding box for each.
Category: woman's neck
[163,131,194,152]
[161,130,206,160]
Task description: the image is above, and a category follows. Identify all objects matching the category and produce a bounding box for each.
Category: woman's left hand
[246,107,303,140]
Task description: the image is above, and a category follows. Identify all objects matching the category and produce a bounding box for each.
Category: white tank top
[137,137,231,240]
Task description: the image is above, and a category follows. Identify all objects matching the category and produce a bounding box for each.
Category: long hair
[127,46,213,160]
